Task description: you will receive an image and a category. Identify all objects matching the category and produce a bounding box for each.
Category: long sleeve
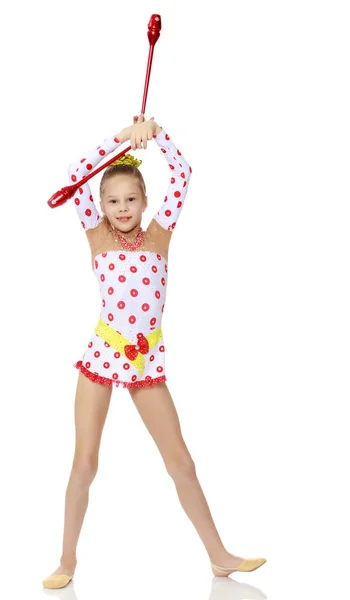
[67,134,123,231]
[152,128,192,232]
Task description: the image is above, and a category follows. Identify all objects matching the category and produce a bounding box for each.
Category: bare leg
[128,383,244,569]
[46,372,113,578]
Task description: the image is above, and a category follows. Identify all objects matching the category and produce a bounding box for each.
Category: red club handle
[48,14,162,208]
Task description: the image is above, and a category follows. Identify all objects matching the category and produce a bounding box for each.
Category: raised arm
[67,132,124,232]
[151,127,192,234]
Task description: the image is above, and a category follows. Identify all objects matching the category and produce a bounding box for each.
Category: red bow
[124,334,149,361]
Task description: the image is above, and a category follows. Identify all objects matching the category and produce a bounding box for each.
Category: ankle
[60,555,77,567]
[208,549,230,563]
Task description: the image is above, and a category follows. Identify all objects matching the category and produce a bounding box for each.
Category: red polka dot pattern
[150,128,192,233]
[73,250,168,388]
[69,128,191,388]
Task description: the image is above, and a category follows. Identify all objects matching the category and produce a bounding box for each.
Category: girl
[42,115,266,589]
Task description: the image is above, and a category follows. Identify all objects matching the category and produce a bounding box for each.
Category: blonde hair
[99,154,146,199]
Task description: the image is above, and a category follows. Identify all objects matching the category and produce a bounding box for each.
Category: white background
[1,1,349,599]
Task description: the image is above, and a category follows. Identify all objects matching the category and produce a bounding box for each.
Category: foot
[42,559,76,588]
[49,561,76,577]
[211,552,245,577]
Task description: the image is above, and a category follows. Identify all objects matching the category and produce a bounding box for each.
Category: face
[100,175,147,232]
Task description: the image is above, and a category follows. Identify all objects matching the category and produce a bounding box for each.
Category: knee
[72,456,98,485]
[166,455,196,480]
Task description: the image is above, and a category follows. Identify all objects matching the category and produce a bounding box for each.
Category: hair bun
[109,153,142,168]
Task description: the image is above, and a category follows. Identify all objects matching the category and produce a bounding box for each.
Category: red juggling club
[48,14,162,209]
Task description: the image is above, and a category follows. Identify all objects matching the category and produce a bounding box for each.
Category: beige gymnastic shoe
[42,573,74,589]
[211,557,267,577]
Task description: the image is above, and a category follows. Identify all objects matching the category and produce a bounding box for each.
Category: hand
[130,114,159,150]
[119,115,161,147]
[121,114,157,149]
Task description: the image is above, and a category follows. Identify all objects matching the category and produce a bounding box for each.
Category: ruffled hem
[73,360,167,389]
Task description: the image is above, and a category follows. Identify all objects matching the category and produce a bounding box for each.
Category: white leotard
[68,127,192,388]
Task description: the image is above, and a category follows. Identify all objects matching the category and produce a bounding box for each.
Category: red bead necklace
[109,221,145,250]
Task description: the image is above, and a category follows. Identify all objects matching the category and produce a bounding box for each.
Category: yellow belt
[94,317,163,376]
